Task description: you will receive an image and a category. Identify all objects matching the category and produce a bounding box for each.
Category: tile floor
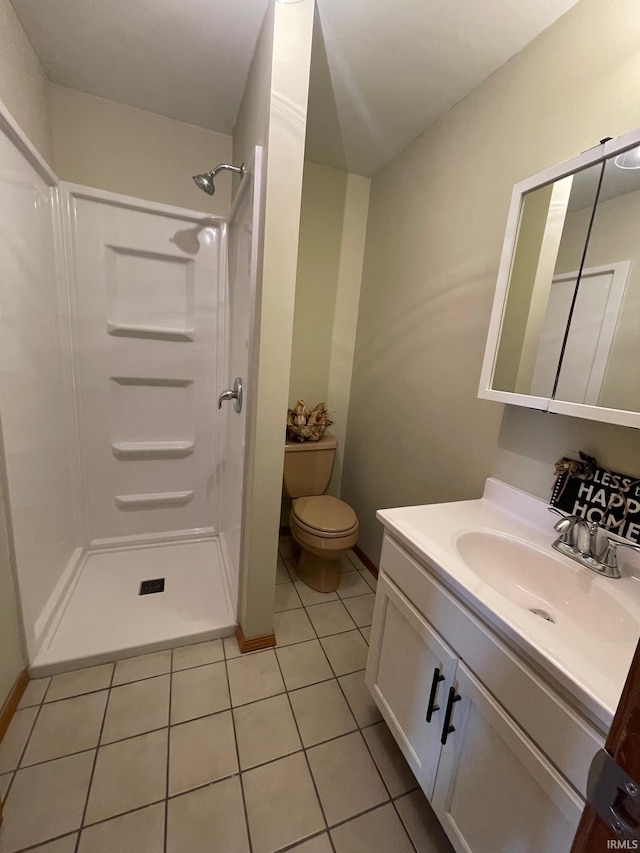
[0,542,453,853]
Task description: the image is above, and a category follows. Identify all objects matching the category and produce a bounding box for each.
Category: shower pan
[0,104,261,675]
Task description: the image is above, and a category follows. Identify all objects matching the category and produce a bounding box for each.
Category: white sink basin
[455,530,637,644]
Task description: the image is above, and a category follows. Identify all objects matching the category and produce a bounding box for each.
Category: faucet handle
[599,537,640,571]
[551,512,579,544]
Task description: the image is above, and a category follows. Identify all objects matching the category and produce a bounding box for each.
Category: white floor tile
[170,662,229,724]
[276,640,333,691]
[78,803,165,853]
[46,665,113,703]
[112,651,171,686]
[167,777,249,853]
[306,601,356,637]
[23,691,108,766]
[343,594,375,627]
[172,639,224,671]
[331,803,414,853]
[0,752,94,852]
[0,708,38,773]
[273,608,316,646]
[227,650,285,706]
[338,671,382,728]
[288,835,333,853]
[320,630,368,676]
[23,834,78,853]
[234,694,301,770]
[274,581,304,612]
[18,678,50,709]
[307,732,387,825]
[243,752,324,853]
[101,676,169,743]
[294,580,339,607]
[336,572,372,599]
[169,711,237,795]
[84,729,167,824]
[289,680,356,747]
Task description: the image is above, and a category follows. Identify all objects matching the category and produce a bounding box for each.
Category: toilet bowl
[290,495,358,592]
[283,435,359,592]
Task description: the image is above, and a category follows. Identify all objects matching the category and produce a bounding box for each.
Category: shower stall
[0,107,261,675]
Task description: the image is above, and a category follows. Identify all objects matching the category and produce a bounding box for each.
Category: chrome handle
[218,376,243,413]
[599,537,640,574]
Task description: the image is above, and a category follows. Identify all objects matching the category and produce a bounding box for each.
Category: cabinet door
[432,661,584,853]
[366,573,457,798]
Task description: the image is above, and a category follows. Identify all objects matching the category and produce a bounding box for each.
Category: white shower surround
[0,98,253,668]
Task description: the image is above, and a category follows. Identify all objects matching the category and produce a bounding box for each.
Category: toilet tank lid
[293,495,357,533]
[285,434,337,452]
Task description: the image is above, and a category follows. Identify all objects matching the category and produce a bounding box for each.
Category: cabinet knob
[441,686,462,745]
[426,667,445,722]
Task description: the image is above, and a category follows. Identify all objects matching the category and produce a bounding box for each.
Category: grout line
[1,704,41,802]
[271,644,334,847]
[389,796,420,853]
[74,662,116,853]
[13,830,80,853]
[275,829,333,853]
[222,652,253,852]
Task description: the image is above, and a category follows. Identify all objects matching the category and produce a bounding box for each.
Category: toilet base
[294,548,341,593]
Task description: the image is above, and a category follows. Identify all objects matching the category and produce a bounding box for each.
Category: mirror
[554,150,640,412]
[480,129,640,428]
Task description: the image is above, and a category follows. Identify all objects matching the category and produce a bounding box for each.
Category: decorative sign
[551,456,640,544]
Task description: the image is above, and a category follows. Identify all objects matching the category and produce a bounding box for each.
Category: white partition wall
[64,187,224,547]
[0,114,82,658]
[218,149,262,610]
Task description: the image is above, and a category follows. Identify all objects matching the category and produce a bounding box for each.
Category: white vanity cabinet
[367,573,457,798]
[366,532,604,853]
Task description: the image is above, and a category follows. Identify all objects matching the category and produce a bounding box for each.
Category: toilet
[283,434,358,592]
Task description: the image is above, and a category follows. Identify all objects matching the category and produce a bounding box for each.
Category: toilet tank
[283,434,337,498]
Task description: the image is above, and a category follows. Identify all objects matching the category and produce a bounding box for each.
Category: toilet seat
[292,495,358,538]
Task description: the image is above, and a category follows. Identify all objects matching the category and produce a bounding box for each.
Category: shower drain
[139,578,165,595]
[529,607,554,623]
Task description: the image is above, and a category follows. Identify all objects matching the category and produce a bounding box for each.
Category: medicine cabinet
[479,126,640,429]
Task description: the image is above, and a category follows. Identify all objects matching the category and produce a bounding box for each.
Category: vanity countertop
[376,478,640,729]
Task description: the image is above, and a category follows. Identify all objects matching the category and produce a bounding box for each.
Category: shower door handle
[218,377,243,413]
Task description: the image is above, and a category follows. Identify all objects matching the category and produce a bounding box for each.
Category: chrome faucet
[547,507,633,579]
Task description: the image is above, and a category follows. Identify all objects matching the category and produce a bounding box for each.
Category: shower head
[192,163,246,196]
[193,172,216,195]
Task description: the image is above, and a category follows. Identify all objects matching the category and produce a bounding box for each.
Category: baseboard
[0,669,29,746]
[353,544,378,578]
[235,624,276,653]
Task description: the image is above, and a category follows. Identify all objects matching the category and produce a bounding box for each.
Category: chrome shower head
[192,163,246,196]
[193,172,216,195]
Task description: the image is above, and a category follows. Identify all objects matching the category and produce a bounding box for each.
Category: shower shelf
[114,490,194,508]
[107,321,195,342]
[111,441,195,460]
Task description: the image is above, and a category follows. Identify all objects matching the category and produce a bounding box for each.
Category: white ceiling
[10,0,270,134]
[11,0,580,176]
